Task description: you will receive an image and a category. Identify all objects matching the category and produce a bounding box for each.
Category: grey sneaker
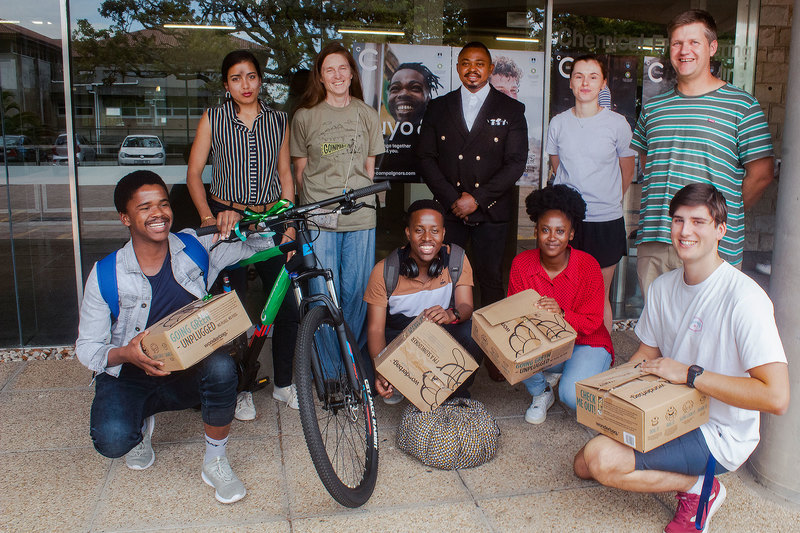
[525,386,555,425]
[272,384,299,410]
[382,389,404,405]
[125,415,155,470]
[201,456,247,504]
[234,391,256,421]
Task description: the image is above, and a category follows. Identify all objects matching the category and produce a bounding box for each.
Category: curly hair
[525,184,587,228]
[491,56,523,82]
[394,62,444,94]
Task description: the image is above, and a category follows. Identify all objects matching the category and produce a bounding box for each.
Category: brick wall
[747,0,793,254]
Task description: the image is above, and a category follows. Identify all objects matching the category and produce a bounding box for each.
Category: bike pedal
[253,376,271,391]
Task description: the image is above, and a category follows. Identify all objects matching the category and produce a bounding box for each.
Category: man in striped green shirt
[631,9,774,300]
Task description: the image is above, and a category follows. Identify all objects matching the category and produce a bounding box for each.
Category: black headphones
[399,244,447,279]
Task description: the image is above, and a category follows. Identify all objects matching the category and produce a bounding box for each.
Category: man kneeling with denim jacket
[76,170,273,504]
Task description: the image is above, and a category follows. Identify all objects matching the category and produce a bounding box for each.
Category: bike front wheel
[295,305,378,507]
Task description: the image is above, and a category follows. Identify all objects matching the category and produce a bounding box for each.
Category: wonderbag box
[141,291,251,372]
[471,289,577,385]
[575,360,710,453]
[374,314,479,412]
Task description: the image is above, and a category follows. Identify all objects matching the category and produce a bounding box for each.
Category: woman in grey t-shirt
[546,54,635,332]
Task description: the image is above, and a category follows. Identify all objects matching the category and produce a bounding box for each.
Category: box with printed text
[141,291,251,372]
[575,360,709,453]
[471,289,576,385]
[374,314,478,412]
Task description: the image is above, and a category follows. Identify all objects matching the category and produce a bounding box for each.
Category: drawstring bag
[397,398,500,470]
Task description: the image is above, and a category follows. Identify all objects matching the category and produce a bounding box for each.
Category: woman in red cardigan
[508,184,614,424]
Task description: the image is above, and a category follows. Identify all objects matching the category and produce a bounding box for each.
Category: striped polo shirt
[631,84,773,265]
[208,99,287,205]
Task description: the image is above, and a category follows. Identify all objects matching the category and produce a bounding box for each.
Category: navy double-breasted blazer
[415,87,528,223]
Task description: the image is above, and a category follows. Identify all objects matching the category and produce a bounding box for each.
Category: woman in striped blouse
[187,50,299,420]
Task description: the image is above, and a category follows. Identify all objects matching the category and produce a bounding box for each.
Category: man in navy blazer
[416,42,528,309]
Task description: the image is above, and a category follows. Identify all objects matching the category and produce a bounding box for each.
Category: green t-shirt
[290,99,385,232]
[631,84,773,266]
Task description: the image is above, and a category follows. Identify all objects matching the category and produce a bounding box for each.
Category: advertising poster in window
[485,49,544,186]
[642,56,721,106]
[354,43,452,182]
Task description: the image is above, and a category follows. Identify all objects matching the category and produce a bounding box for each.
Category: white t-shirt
[635,262,787,471]
[547,107,635,222]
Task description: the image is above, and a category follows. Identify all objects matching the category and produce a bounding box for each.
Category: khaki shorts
[636,242,682,304]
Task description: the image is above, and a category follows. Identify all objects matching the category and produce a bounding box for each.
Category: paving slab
[0,389,93,452]
[292,502,489,533]
[478,486,669,532]
[0,448,110,533]
[11,358,92,390]
[0,360,22,390]
[458,415,594,499]
[89,439,286,531]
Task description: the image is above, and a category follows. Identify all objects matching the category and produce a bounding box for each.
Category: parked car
[118,135,166,165]
[52,134,97,165]
[0,135,46,164]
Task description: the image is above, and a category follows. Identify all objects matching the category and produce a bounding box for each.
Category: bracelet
[201,215,214,223]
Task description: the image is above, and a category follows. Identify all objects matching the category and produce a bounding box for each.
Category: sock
[204,434,228,463]
[686,475,704,495]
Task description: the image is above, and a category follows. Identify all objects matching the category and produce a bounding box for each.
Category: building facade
[0,0,786,346]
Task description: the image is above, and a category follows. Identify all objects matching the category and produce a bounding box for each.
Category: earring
[225,91,231,99]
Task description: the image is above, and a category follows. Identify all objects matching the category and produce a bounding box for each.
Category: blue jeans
[90,349,237,458]
[522,344,612,411]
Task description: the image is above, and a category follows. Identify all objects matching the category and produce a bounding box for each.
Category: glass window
[0,4,76,345]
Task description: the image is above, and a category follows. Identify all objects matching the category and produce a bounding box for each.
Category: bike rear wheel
[295,305,378,507]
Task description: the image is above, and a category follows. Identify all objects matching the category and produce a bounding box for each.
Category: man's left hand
[423,305,454,325]
[451,192,478,219]
[640,357,689,385]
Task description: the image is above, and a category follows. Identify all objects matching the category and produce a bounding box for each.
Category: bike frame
[231,203,363,403]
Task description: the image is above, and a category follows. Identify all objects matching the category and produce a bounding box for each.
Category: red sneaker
[664,478,726,533]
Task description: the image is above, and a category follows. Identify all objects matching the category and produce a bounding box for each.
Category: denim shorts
[634,427,728,476]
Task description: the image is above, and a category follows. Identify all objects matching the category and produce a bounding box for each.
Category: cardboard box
[471,289,577,385]
[141,292,251,372]
[575,360,710,453]
[374,314,478,412]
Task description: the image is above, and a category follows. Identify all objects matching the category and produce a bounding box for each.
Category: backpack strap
[176,232,209,288]
[95,233,209,322]
[447,243,465,288]
[96,251,120,321]
[383,248,401,298]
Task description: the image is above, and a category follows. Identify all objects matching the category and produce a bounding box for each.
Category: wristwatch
[687,365,704,388]
[450,308,461,323]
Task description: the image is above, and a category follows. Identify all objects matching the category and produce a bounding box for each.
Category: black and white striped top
[207,99,287,205]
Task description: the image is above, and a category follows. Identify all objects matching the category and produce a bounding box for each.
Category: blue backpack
[96,232,208,321]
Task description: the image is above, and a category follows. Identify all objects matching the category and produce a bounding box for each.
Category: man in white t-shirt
[573,183,789,533]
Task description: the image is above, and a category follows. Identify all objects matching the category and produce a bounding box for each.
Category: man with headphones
[363,199,483,404]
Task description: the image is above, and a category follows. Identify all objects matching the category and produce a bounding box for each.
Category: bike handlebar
[194,181,392,237]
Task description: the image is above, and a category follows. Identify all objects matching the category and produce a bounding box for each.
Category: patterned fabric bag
[396,398,500,470]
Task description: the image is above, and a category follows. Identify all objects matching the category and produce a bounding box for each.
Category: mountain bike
[197,181,389,507]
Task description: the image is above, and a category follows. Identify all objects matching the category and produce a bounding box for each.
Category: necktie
[466,95,478,131]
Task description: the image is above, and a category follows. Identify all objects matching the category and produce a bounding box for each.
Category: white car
[52,134,96,165]
[118,135,166,165]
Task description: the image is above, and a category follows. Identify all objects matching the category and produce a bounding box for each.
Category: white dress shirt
[460,84,491,131]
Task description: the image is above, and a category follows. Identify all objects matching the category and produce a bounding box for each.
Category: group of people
[74,8,789,533]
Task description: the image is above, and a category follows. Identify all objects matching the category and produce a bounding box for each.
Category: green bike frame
[235,198,295,327]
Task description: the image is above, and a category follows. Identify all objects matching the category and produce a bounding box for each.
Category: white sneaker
[383,389,404,405]
[525,387,555,425]
[201,455,246,504]
[234,391,256,421]
[125,415,155,470]
[273,384,299,410]
[543,372,562,390]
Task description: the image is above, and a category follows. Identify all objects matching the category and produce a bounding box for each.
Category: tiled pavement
[3,331,800,532]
